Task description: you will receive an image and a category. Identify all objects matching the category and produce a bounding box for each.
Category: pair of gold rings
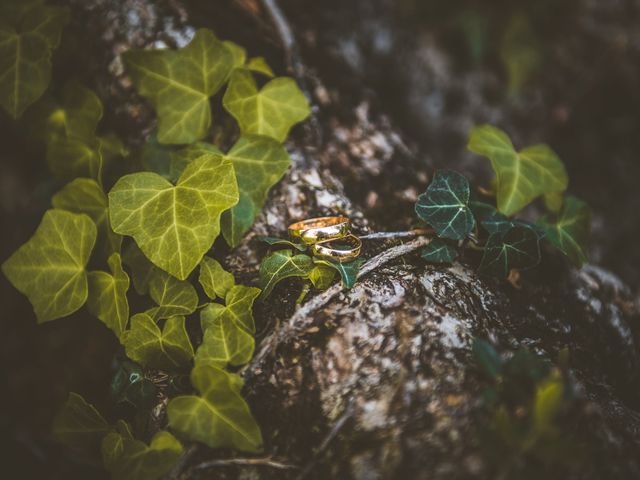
[288,216,362,263]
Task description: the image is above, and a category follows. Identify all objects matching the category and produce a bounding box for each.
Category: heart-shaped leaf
[259,249,313,298]
[199,256,235,300]
[468,125,568,216]
[196,302,255,368]
[146,269,198,320]
[101,425,182,480]
[167,364,263,452]
[470,200,513,234]
[87,253,130,338]
[223,68,310,142]
[108,154,239,280]
[123,29,235,144]
[0,1,69,117]
[415,170,475,240]
[257,235,307,252]
[221,135,291,246]
[308,265,337,290]
[52,392,110,462]
[247,57,274,77]
[52,177,122,256]
[169,142,222,181]
[2,209,96,322]
[121,313,194,371]
[205,285,261,334]
[313,257,365,289]
[479,224,541,278]
[421,239,458,264]
[538,196,590,267]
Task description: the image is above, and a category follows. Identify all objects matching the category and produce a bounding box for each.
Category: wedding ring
[288,216,350,245]
[311,234,362,263]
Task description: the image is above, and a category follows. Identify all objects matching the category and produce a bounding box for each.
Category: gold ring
[288,216,350,245]
[311,234,362,263]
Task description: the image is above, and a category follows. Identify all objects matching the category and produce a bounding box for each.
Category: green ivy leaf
[122,242,157,295]
[199,256,235,300]
[87,253,130,338]
[121,313,194,371]
[259,249,313,299]
[257,235,307,252]
[2,209,96,322]
[0,0,69,118]
[101,426,182,480]
[472,339,503,379]
[169,142,222,181]
[146,269,198,320]
[468,125,568,216]
[123,29,234,144]
[201,285,261,334]
[52,177,122,256]
[221,135,291,246]
[469,201,513,234]
[308,265,337,290]
[52,392,110,462]
[479,225,541,278]
[247,57,274,77]
[415,170,475,240]
[223,40,246,69]
[313,257,364,289]
[167,364,263,452]
[196,302,255,367]
[533,373,564,435]
[110,360,158,410]
[109,154,239,280]
[539,196,590,267]
[223,68,310,142]
[421,239,458,264]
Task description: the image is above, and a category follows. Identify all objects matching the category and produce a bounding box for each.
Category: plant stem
[359,228,434,240]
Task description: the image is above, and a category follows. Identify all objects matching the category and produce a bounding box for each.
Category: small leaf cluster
[2,17,311,479]
[416,125,591,277]
[472,340,586,475]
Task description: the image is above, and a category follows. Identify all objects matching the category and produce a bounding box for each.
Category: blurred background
[1,0,639,478]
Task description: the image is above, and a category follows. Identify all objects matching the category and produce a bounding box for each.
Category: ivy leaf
[2,209,96,322]
[199,256,235,300]
[308,265,337,290]
[468,125,568,216]
[52,392,110,462]
[169,142,222,181]
[167,364,263,452]
[110,360,158,410]
[87,253,130,338]
[415,170,475,240]
[223,40,246,69]
[539,196,590,267]
[421,239,458,264]
[0,1,69,118]
[221,135,291,246]
[259,249,313,299]
[257,235,307,252]
[101,427,182,480]
[52,177,122,256]
[201,285,261,334]
[313,258,364,289]
[121,313,194,371]
[223,69,310,142]
[247,57,274,77]
[123,29,234,144]
[122,242,157,295]
[479,225,541,278]
[109,154,239,280]
[533,373,564,435]
[472,339,503,379]
[196,302,255,368]
[470,201,513,234]
[146,269,198,320]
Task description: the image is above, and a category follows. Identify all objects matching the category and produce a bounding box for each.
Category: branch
[244,235,432,378]
[359,228,433,240]
[189,456,297,473]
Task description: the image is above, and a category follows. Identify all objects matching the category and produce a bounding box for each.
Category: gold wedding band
[288,216,351,245]
[311,234,362,263]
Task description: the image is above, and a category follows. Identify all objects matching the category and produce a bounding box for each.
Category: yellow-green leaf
[121,313,194,371]
[533,373,564,435]
[313,257,364,289]
[223,68,310,142]
[87,253,130,338]
[108,154,239,280]
[123,29,234,144]
[167,364,263,452]
[221,135,291,246]
[52,177,122,256]
[2,209,96,322]
[101,427,182,480]
[539,196,590,267]
[0,0,69,118]
[247,57,274,77]
[199,256,234,300]
[308,265,336,290]
[52,392,110,462]
[259,249,313,299]
[169,142,222,181]
[146,269,197,319]
[468,125,568,216]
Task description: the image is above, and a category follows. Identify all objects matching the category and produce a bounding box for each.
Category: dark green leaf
[121,242,157,295]
[539,196,590,267]
[472,339,503,379]
[313,258,364,289]
[415,170,475,240]
[421,239,458,264]
[259,249,313,298]
[110,360,157,410]
[479,225,541,278]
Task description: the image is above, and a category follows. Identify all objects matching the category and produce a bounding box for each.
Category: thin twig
[244,236,432,378]
[359,228,433,240]
[261,0,304,79]
[191,456,298,471]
